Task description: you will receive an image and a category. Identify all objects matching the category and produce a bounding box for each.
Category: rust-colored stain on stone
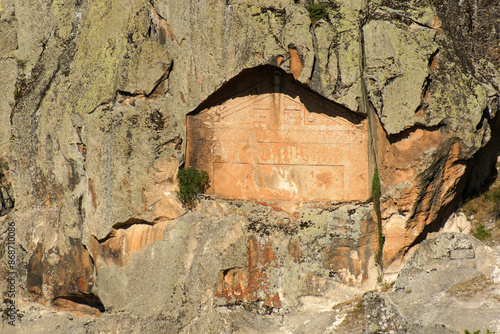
[88,178,98,209]
[217,268,249,302]
[289,48,302,79]
[26,239,102,314]
[288,237,301,263]
[216,236,282,308]
[90,221,166,267]
[186,70,369,202]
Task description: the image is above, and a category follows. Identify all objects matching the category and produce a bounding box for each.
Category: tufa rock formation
[0,0,499,332]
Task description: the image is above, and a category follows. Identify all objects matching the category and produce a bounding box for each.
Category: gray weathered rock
[389,233,500,333]
[363,19,438,134]
[1,0,499,331]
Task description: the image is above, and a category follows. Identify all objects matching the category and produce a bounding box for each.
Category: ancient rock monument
[186,67,369,202]
[3,0,500,331]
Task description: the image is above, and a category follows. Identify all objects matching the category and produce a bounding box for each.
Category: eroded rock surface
[362,233,500,334]
[187,67,369,202]
[389,233,500,333]
[90,201,378,321]
[1,0,500,331]
[4,232,499,334]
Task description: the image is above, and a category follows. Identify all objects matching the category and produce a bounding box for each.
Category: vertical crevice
[359,0,384,276]
[308,24,319,86]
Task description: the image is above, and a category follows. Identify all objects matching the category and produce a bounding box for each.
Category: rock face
[3,232,498,333]
[365,233,500,333]
[1,0,500,331]
[90,201,377,320]
[186,66,369,202]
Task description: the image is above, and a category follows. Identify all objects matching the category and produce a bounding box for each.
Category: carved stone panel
[186,78,369,202]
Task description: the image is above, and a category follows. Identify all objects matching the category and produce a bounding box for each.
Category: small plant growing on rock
[473,224,491,241]
[307,3,328,24]
[371,167,381,199]
[176,167,209,208]
[16,58,28,70]
[14,58,29,101]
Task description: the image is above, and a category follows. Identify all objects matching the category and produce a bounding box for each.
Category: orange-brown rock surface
[187,68,369,203]
[1,0,499,332]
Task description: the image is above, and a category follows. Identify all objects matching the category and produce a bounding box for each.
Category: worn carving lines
[187,80,369,202]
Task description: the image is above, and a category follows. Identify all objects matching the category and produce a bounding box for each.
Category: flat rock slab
[389,233,500,333]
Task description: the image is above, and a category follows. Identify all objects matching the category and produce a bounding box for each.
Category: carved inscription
[186,82,369,202]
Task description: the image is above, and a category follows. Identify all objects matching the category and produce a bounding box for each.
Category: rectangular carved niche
[186,79,369,202]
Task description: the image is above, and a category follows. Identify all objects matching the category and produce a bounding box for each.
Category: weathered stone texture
[187,68,369,202]
[364,0,500,270]
[10,224,500,334]
[83,99,185,240]
[389,233,500,333]
[89,201,377,322]
[1,0,500,330]
[363,19,438,134]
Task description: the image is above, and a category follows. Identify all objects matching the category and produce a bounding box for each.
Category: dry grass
[462,161,500,244]
[447,275,498,301]
[380,281,395,292]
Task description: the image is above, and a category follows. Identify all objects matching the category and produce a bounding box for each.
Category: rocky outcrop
[363,232,500,334]
[389,233,500,332]
[4,232,498,333]
[89,201,377,323]
[363,0,500,272]
[1,0,500,330]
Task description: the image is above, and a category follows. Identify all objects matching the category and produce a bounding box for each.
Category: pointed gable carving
[186,66,369,202]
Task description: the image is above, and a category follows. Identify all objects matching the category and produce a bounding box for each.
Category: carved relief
[186,72,369,202]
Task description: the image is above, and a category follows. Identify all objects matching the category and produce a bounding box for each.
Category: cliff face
[1,0,499,331]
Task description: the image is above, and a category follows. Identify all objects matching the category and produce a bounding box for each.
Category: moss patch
[307,4,328,24]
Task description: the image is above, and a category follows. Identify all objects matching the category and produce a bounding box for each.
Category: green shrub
[176,167,209,208]
[473,224,491,241]
[307,3,328,23]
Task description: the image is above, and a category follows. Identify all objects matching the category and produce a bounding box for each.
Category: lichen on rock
[1,0,500,332]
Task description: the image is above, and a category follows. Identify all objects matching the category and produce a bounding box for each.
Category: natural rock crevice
[112,217,155,230]
[0,157,14,216]
[52,293,105,316]
[386,123,444,145]
[3,0,500,331]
